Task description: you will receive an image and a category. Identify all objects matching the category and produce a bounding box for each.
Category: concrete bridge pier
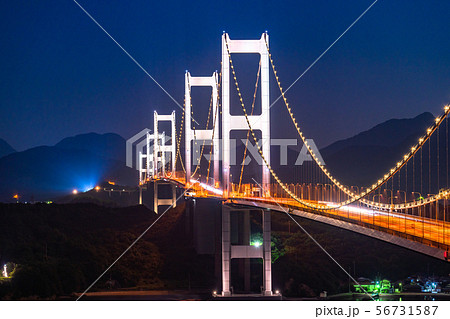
[184,197,197,237]
[153,181,177,213]
[242,210,250,292]
[221,204,272,296]
[262,209,272,296]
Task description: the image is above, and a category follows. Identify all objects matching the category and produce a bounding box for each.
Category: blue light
[83,185,94,192]
[69,177,99,194]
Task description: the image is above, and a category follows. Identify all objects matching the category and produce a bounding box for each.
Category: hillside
[319,112,436,187]
[55,132,125,162]
[0,202,214,299]
[0,201,448,300]
[0,138,16,158]
[0,133,137,202]
[0,146,136,202]
[261,112,436,187]
[321,112,435,155]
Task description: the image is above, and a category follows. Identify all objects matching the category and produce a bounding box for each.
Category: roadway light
[72,189,78,195]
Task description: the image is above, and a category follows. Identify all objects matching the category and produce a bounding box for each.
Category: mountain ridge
[55,132,125,162]
[0,138,16,158]
[0,134,136,202]
[321,112,434,157]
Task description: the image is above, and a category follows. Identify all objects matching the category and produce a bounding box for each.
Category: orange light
[95,186,101,191]
[13,194,19,199]
[108,181,115,185]
[72,189,78,195]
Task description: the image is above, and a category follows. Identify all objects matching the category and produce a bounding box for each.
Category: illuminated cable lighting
[260,36,450,210]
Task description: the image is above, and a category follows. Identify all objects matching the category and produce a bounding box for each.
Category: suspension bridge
[127,33,450,297]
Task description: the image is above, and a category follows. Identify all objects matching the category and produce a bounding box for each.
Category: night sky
[1,0,450,151]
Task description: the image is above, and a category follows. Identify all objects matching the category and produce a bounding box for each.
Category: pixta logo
[193,138,325,166]
[126,128,325,169]
[126,129,172,170]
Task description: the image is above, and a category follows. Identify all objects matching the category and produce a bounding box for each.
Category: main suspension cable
[263,37,450,209]
[206,71,221,184]
[189,77,214,178]
[238,59,261,192]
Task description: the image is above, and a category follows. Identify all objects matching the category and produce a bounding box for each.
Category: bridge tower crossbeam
[153,181,177,213]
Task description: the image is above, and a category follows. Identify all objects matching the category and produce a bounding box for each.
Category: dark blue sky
[1,0,450,151]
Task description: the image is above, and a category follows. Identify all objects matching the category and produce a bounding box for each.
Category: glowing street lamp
[372,194,382,203]
[72,189,78,195]
[412,192,423,201]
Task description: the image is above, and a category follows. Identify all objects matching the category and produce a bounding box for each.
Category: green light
[251,241,262,247]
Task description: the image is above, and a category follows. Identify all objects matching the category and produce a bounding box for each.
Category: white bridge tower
[221,32,271,198]
[184,71,220,186]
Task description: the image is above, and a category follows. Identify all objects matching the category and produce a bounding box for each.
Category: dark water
[76,291,212,301]
[328,293,450,301]
[76,291,450,301]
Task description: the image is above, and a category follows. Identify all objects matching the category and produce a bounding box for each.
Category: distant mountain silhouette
[0,111,443,202]
[55,132,125,162]
[319,112,436,187]
[0,138,16,158]
[0,133,137,202]
[321,112,435,156]
[266,112,437,189]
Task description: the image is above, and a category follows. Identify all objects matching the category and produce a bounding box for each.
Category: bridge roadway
[159,177,449,260]
[227,196,450,261]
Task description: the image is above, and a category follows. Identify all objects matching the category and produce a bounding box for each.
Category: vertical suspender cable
[428,139,431,222]
[438,127,440,227]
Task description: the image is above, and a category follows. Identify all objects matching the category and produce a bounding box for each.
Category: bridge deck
[229,197,450,260]
[159,177,450,260]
